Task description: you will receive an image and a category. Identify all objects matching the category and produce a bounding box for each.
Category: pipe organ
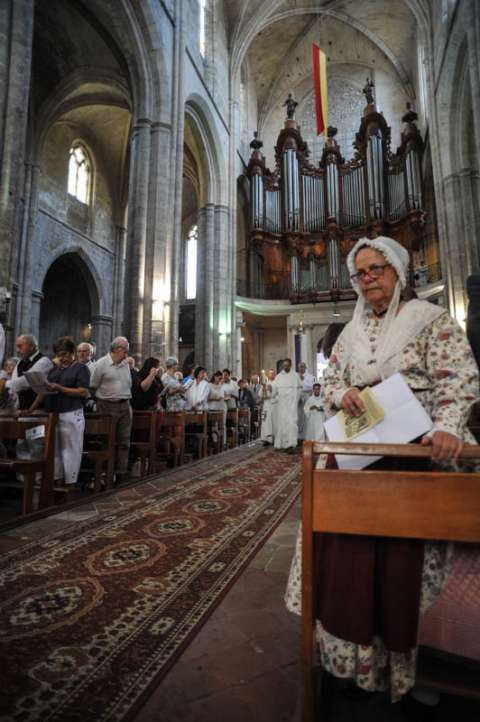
[246,84,426,304]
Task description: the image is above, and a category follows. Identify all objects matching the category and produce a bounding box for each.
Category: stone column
[166,0,185,359]
[213,204,231,369]
[113,225,127,337]
[19,160,41,333]
[145,122,173,359]
[442,173,471,324]
[0,0,34,294]
[125,119,151,354]
[301,325,315,375]
[235,309,243,378]
[194,204,215,369]
[91,314,113,357]
[30,290,44,341]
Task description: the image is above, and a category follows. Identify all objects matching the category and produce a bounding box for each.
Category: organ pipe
[247,89,425,303]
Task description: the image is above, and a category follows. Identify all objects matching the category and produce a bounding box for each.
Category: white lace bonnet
[346,235,410,295]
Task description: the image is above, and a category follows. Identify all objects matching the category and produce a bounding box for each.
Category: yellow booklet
[338,387,385,440]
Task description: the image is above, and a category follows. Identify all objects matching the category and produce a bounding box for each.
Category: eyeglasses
[350,263,391,282]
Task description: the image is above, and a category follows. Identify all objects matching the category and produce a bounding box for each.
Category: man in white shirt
[304,383,326,441]
[90,336,132,483]
[272,358,302,454]
[6,334,53,411]
[77,342,95,369]
[298,361,315,440]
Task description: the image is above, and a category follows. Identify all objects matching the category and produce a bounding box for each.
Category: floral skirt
[285,453,452,702]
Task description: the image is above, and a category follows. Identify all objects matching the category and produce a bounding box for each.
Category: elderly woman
[286,236,479,705]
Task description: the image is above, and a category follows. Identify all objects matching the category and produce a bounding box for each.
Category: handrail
[308,440,480,459]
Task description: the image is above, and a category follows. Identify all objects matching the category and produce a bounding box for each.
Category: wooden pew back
[301,441,480,722]
[0,414,57,513]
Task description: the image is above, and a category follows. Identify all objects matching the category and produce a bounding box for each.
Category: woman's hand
[341,388,365,417]
[421,431,464,462]
[46,382,62,393]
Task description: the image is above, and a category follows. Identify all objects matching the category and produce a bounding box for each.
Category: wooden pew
[0,414,57,514]
[157,411,185,467]
[81,413,117,492]
[238,408,251,444]
[131,410,157,477]
[301,441,480,722]
[184,411,208,459]
[226,409,239,448]
[207,410,225,455]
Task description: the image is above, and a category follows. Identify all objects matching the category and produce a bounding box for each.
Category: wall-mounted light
[241,336,245,342]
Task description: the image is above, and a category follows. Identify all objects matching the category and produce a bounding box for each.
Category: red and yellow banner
[312,43,328,136]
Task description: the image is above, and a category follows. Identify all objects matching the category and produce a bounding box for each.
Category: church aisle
[133,500,302,722]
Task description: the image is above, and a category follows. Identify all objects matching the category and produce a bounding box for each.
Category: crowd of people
[0,329,329,492]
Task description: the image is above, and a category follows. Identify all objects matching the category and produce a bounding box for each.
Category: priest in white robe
[297,362,315,440]
[303,383,325,441]
[272,358,302,454]
[260,369,277,446]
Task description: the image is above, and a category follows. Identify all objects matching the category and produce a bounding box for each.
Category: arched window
[68,144,91,204]
[199,0,207,57]
[185,225,198,300]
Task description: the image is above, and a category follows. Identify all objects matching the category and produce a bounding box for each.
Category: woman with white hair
[286,236,479,705]
[161,357,187,411]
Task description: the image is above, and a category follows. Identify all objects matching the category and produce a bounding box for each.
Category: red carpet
[0,446,301,721]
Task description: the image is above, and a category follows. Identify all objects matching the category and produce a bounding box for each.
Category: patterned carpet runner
[0,446,301,722]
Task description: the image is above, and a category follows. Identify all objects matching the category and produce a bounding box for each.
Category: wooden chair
[81,413,117,492]
[238,408,251,444]
[207,410,225,455]
[157,411,185,467]
[131,410,157,476]
[0,414,57,515]
[301,440,480,722]
[184,410,208,459]
[226,409,239,448]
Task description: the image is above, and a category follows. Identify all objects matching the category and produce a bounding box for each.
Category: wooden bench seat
[301,441,480,721]
[0,414,57,515]
[131,410,157,476]
[81,413,117,492]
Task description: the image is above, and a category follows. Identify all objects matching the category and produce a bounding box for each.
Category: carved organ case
[246,86,426,303]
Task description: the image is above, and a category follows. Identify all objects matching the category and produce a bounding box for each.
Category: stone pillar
[30,289,44,341]
[235,309,243,378]
[0,0,34,294]
[125,119,151,354]
[286,321,296,364]
[91,314,113,357]
[194,203,215,368]
[301,325,315,375]
[442,173,471,324]
[19,161,41,332]
[213,204,231,369]
[145,122,173,359]
[113,225,127,337]
[166,0,185,359]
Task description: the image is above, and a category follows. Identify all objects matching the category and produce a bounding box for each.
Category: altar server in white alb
[297,361,315,440]
[260,369,277,446]
[272,358,302,454]
[303,383,325,441]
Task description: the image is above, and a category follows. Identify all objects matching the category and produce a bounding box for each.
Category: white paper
[23,365,56,396]
[25,424,45,441]
[324,373,433,469]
